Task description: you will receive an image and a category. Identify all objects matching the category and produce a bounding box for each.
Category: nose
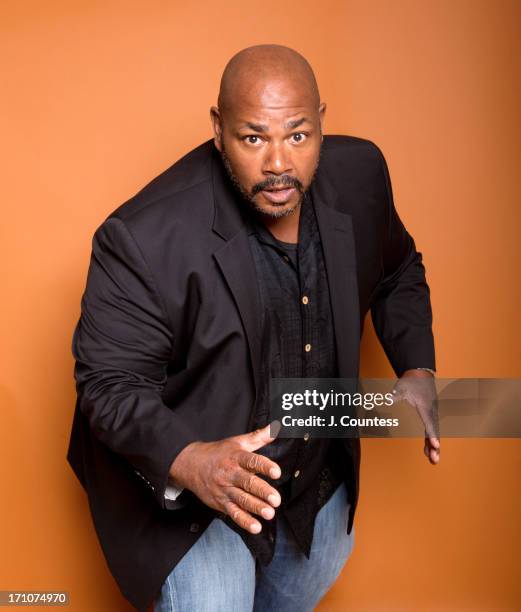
[262,141,293,176]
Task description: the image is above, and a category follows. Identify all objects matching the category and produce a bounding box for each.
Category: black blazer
[67,135,435,611]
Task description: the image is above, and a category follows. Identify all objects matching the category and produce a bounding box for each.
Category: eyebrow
[239,117,311,132]
[242,122,269,133]
[285,117,309,129]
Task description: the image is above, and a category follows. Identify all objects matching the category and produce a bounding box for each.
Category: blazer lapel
[212,232,263,399]
[311,175,361,378]
[210,147,263,408]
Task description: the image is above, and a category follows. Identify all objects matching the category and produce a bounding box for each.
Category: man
[67,44,439,611]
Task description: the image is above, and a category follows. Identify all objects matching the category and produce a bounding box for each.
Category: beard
[219,139,321,219]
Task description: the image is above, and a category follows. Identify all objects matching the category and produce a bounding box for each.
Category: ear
[210,106,223,152]
[318,102,326,141]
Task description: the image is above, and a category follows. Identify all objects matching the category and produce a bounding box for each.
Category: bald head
[217,44,320,115]
[210,45,325,222]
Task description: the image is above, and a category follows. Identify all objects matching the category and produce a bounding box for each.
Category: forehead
[232,108,313,132]
[226,76,318,120]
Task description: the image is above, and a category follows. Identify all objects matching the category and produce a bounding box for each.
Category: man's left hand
[392,369,440,465]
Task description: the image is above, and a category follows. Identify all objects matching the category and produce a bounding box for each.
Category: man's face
[211,81,325,218]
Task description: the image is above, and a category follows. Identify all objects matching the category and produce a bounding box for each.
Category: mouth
[260,187,296,204]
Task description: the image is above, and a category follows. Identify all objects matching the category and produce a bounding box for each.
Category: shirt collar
[245,190,313,244]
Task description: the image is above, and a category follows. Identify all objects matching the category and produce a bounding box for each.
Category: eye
[290,132,308,144]
[243,135,263,145]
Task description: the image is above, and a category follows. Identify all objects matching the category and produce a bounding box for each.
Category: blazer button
[189,523,200,533]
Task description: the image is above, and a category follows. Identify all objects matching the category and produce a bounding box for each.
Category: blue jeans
[154,481,355,611]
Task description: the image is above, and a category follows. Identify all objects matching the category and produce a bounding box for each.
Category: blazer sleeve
[370,149,436,377]
[72,215,199,508]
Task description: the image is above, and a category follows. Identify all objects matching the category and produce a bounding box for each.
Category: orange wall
[1,1,520,610]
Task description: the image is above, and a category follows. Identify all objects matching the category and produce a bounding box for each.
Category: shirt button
[304,343,311,352]
[303,432,310,441]
[189,523,200,533]
[302,295,309,305]
[294,470,300,478]
[282,255,290,263]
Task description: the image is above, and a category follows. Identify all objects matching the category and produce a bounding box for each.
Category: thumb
[242,420,281,452]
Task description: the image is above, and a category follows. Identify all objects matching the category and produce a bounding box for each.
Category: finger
[222,499,262,534]
[236,450,281,480]
[240,421,281,453]
[428,436,440,449]
[424,438,440,464]
[430,446,440,464]
[424,419,439,439]
[227,486,276,520]
[231,467,281,507]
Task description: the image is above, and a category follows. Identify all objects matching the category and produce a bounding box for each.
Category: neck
[259,205,301,243]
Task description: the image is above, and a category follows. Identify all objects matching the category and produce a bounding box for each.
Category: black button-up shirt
[218,191,346,564]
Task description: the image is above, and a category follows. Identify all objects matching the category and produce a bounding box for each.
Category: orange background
[1,1,520,610]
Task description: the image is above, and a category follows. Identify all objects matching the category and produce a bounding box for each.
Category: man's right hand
[168,422,282,534]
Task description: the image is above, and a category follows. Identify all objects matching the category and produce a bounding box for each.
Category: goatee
[219,142,321,219]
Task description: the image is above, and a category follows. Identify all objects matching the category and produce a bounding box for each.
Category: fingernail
[270,467,281,479]
[270,420,281,436]
[262,507,274,519]
[268,494,280,507]
[250,522,261,533]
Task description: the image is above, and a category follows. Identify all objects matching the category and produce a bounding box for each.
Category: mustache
[251,175,304,196]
